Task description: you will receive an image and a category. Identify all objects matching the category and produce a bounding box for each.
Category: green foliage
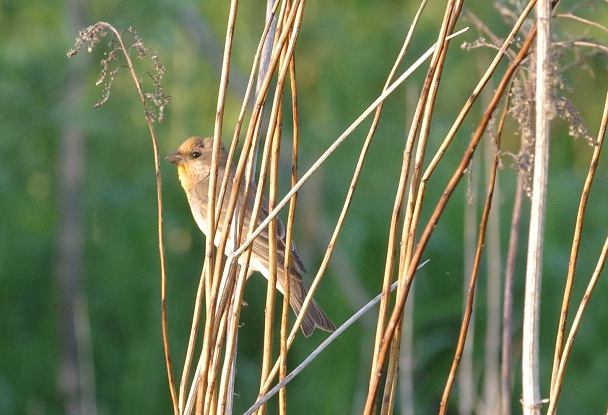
[1,0,608,413]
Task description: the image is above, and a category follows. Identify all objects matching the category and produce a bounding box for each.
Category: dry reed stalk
[439,26,536,414]
[68,22,176,414]
[521,0,552,413]
[549,56,608,396]
[481,73,503,415]
[443,87,505,415]
[277,56,300,415]
[546,88,608,415]
[366,4,430,415]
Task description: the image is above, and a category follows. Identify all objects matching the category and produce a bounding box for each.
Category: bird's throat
[177,165,189,190]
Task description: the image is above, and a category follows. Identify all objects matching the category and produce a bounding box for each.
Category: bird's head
[166,136,227,190]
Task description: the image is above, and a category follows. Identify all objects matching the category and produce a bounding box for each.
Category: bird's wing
[247,195,307,279]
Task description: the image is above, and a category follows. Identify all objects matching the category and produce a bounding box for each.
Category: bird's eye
[191,150,202,159]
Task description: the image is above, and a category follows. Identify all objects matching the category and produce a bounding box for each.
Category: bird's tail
[289,281,336,337]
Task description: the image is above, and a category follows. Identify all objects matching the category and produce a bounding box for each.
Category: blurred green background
[1,0,608,414]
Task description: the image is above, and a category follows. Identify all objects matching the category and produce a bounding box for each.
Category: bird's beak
[166,152,182,165]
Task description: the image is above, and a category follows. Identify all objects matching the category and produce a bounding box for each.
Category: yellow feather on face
[177,164,188,190]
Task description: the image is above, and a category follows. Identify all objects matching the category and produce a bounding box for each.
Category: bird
[167,136,336,337]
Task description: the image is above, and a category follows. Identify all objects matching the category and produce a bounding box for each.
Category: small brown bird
[167,136,336,337]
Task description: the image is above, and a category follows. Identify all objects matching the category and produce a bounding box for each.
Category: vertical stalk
[522,1,551,414]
